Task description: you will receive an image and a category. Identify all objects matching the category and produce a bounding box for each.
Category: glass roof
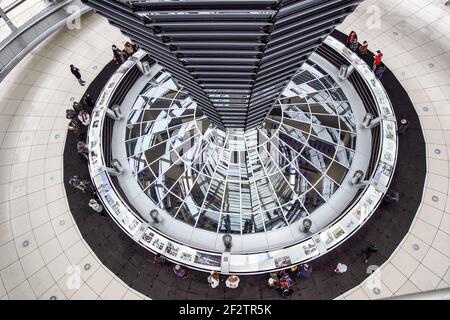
[125,60,357,235]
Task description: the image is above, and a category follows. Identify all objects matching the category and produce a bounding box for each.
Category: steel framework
[82,0,362,129]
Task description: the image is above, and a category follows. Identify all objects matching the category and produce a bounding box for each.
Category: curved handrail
[0,0,91,81]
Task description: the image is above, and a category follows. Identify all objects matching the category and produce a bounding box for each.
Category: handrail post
[0,8,17,31]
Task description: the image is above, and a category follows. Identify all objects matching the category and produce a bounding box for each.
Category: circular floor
[63,30,424,299]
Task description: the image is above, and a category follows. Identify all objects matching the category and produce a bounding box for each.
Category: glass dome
[125,60,357,235]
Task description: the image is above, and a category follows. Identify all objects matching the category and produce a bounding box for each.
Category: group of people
[69,41,138,87]
[347,30,386,79]
[166,261,242,289]
[207,264,314,297]
[112,41,138,65]
[267,264,314,297]
[67,100,106,217]
[206,271,241,289]
[67,40,139,216]
[167,259,315,298]
[66,94,95,141]
[152,251,311,297]
[68,174,106,217]
[151,255,242,289]
[347,30,408,203]
[151,241,380,298]
[206,271,240,289]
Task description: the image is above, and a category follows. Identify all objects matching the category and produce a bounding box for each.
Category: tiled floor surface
[0,12,147,300]
[338,0,450,299]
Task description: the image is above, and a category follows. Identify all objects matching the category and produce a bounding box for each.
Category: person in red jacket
[373,50,383,71]
[347,31,358,47]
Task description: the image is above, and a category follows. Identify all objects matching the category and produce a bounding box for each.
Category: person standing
[73,101,84,113]
[276,274,294,298]
[362,244,378,263]
[83,178,96,195]
[279,273,294,288]
[153,253,166,265]
[77,141,89,161]
[373,50,384,71]
[347,31,358,47]
[124,41,135,56]
[384,190,399,204]
[83,94,95,113]
[398,119,410,135]
[112,45,126,64]
[334,262,348,274]
[298,264,313,279]
[277,286,294,298]
[375,64,387,79]
[225,275,240,289]
[89,199,105,217]
[78,110,91,126]
[70,65,85,86]
[173,264,188,279]
[69,175,87,193]
[288,265,298,279]
[68,120,81,137]
[350,38,359,52]
[359,41,369,55]
[207,271,220,288]
[66,108,81,127]
[276,269,286,278]
[267,277,278,288]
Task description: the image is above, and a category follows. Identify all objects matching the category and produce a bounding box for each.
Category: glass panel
[262,208,287,231]
[122,55,359,235]
[242,213,265,234]
[284,199,309,224]
[218,214,241,234]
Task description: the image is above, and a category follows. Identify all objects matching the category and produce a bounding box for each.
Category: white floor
[0,12,147,300]
[0,1,449,300]
[337,0,450,299]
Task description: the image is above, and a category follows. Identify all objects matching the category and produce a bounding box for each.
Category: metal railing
[316,43,381,181]
[0,0,58,42]
[0,0,91,81]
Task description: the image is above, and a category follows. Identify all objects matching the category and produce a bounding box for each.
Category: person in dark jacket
[83,94,95,112]
[112,45,125,64]
[73,101,84,113]
[298,264,313,279]
[398,118,410,135]
[375,63,387,79]
[362,244,378,263]
[70,65,85,86]
[77,141,89,162]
